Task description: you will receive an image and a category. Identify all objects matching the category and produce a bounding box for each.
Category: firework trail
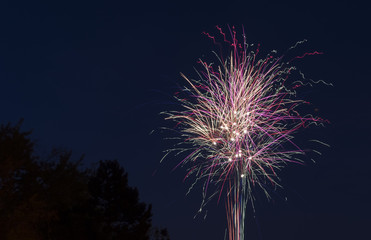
[162,26,327,240]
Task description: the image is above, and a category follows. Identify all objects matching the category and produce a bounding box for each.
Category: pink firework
[163,26,327,240]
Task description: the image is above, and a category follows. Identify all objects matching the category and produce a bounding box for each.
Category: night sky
[1,0,370,239]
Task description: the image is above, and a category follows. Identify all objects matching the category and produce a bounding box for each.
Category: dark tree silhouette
[0,121,91,239]
[0,120,42,239]
[37,150,92,240]
[89,160,152,240]
[0,121,170,240]
[152,227,171,240]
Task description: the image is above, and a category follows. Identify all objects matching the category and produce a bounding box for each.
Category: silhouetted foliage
[89,160,152,240]
[0,121,170,240]
[152,227,171,240]
[37,150,92,240]
[0,119,41,239]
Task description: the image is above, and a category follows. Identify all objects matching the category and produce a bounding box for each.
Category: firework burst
[162,26,327,240]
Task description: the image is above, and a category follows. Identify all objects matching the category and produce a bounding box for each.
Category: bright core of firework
[164,44,323,197]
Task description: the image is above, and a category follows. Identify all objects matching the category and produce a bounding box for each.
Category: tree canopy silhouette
[89,160,152,240]
[0,120,170,240]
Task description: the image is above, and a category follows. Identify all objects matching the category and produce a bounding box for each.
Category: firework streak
[162,26,327,240]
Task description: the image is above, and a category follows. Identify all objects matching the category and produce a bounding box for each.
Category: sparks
[162,26,328,240]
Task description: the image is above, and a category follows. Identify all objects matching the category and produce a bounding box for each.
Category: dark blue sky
[0,0,370,239]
